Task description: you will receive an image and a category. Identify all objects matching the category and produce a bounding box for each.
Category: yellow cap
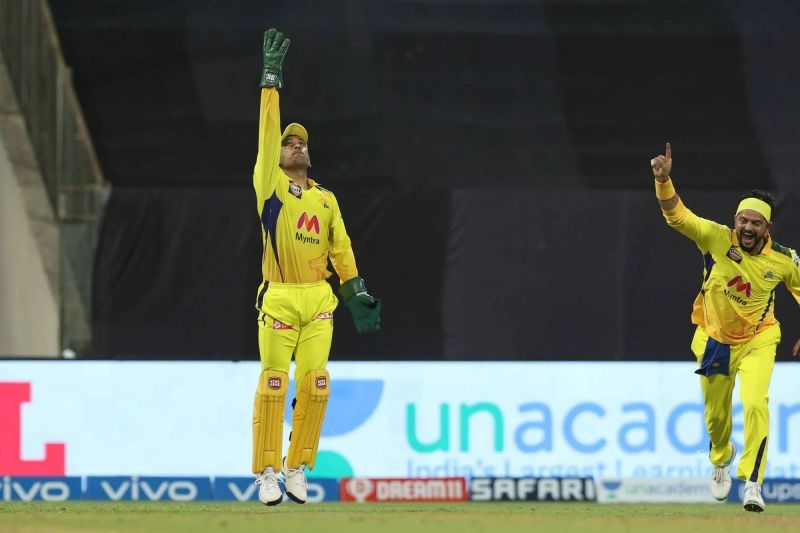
[281,123,308,143]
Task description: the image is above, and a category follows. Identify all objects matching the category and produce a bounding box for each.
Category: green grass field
[2,502,800,533]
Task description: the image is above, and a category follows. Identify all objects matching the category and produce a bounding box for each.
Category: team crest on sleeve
[289,183,302,198]
[726,247,743,263]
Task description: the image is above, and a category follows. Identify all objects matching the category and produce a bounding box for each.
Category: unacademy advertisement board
[1,362,799,479]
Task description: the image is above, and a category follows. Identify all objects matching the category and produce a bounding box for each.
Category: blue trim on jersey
[750,436,768,482]
[256,281,269,310]
[260,192,284,281]
[703,253,716,282]
[758,290,775,325]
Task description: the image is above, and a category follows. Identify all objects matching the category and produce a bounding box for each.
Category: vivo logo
[0,477,80,501]
[85,477,211,501]
[222,480,258,502]
[213,477,338,502]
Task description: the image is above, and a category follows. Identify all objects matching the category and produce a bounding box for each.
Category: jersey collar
[289,177,316,190]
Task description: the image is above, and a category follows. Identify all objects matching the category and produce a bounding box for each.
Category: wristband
[655,178,676,201]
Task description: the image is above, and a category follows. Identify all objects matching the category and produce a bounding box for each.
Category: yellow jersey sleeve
[785,248,800,306]
[661,198,730,253]
[253,88,282,209]
[327,193,358,284]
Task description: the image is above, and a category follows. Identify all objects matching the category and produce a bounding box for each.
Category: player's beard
[737,227,765,252]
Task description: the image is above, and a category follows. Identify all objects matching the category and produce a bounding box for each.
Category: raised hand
[650,142,672,182]
[260,28,290,88]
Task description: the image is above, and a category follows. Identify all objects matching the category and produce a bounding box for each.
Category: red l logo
[0,382,65,475]
[727,275,752,297]
[297,212,320,234]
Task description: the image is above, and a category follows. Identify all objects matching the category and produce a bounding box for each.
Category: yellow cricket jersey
[252,88,358,291]
[662,197,800,345]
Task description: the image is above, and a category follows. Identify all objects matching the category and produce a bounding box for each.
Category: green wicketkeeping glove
[339,277,382,334]
[260,28,290,88]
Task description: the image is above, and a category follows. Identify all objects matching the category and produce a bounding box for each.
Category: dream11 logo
[285,379,383,478]
[0,382,65,475]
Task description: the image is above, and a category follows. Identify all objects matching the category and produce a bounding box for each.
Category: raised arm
[650,142,727,252]
[783,250,800,357]
[253,29,290,208]
[652,142,678,211]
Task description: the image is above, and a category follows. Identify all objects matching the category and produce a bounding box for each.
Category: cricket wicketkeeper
[651,142,800,513]
[250,28,381,506]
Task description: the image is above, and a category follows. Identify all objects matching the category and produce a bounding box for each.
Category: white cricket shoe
[743,481,765,512]
[710,442,737,501]
[282,457,308,504]
[256,467,282,506]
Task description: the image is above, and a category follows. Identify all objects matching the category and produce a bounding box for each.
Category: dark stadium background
[48,0,800,361]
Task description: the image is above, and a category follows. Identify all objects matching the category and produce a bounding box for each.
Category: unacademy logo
[285,379,383,478]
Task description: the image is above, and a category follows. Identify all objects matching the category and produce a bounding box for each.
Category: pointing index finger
[665,142,672,159]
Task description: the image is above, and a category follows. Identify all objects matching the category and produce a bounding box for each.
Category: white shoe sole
[743,501,764,513]
[285,490,306,504]
[261,494,283,506]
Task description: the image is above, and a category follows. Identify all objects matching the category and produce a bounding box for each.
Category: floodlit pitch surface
[2,503,800,532]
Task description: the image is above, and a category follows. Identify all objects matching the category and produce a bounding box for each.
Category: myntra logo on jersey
[726,275,752,298]
[340,477,467,502]
[296,211,321,245]
[297,212,320,233]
